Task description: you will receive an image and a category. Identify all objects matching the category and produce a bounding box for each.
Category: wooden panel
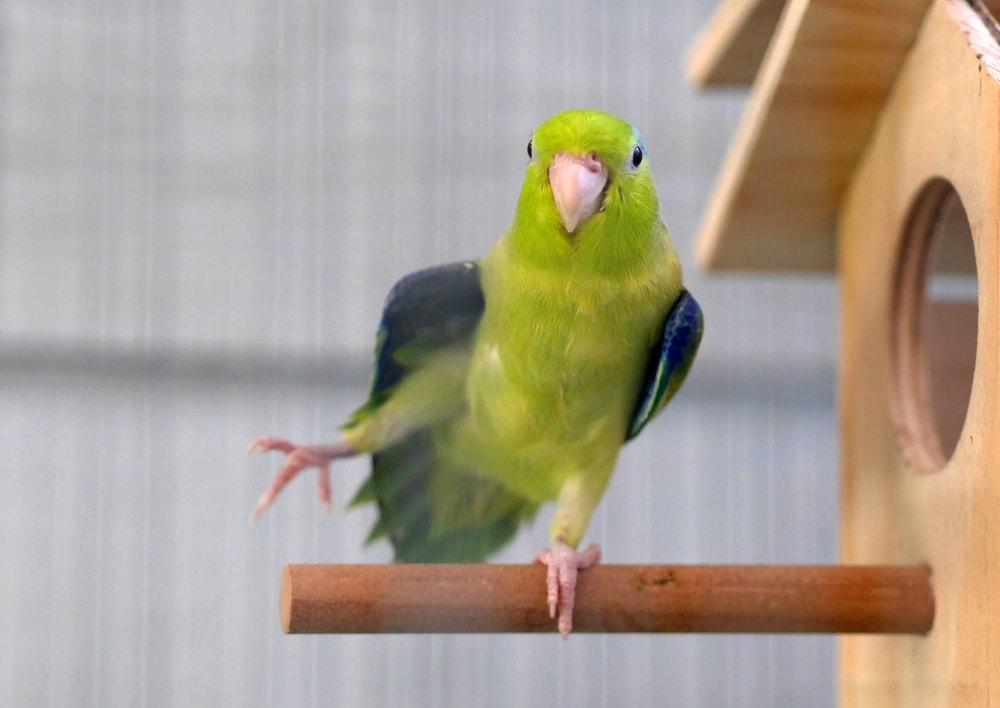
[694,0,931,271]
[687,0,788,87]
[837,0,1000,704]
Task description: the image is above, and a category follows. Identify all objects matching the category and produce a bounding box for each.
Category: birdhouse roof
[688,0,1000,271]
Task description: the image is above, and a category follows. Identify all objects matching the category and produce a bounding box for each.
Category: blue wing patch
[368,260,485,400]
[626,289,704,441]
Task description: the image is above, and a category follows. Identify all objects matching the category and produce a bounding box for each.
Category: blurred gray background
[0,1,839,706]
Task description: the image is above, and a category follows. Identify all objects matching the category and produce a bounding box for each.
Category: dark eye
[527,139,533,159]
[631,145,643,168]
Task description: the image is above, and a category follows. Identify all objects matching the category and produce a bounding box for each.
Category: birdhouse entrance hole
[890,177,978,472]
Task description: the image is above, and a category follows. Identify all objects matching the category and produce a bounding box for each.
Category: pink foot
[533,540,602,638]
[247,436,355,520]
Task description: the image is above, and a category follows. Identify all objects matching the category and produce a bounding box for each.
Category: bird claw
[248,437,355,520]
[247,436,297,455]
[534,540,602,638]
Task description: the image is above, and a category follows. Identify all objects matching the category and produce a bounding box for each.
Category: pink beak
[548,151,609,233]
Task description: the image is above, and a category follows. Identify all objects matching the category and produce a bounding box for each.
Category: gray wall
[0,2,840,706]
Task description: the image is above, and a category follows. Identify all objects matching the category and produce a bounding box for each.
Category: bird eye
[631,145,643,168]
[527,139,533,159]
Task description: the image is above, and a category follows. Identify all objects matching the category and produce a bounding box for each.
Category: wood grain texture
[687,0,788,87]
[694,0,931,271]
[279,563,934,635]
[838,0,1000,704]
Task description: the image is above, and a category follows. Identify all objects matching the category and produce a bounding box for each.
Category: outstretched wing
[347,260,485,421]
[348,261,537,561]
[626,289,704,441]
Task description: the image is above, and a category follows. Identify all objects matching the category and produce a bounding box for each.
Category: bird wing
[348,260,485,418]
[348,261,537,561]
[626,289,704,441]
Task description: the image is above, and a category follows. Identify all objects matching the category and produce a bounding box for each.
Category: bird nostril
[584,152,603,172]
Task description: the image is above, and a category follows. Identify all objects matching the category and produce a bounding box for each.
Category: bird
[249,108,703,637]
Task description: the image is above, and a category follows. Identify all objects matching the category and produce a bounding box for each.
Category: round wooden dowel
[279,563,934,635]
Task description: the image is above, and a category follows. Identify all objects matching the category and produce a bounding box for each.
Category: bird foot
[533,540,602,638]
[247,437,355,520]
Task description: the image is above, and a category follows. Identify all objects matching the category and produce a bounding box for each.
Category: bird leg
[533,539,602,638]
[247,437,356,520]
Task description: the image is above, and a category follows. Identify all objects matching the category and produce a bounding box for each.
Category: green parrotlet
[250,109,703,637]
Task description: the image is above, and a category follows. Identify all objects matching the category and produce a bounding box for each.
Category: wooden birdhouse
[690,0,1000,703]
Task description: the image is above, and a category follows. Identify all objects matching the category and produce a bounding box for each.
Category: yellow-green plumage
[344,109,694,561]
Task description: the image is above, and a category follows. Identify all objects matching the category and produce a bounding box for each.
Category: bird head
[511,109,661,272]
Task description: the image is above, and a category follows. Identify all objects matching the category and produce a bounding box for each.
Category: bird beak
[548,152,609,233]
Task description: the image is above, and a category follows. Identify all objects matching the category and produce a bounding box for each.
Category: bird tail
[348,429,538,562]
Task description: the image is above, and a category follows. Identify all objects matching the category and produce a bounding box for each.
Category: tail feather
[355,428,538,562]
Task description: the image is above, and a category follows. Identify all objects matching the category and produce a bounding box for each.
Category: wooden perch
[280,563,934,635]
